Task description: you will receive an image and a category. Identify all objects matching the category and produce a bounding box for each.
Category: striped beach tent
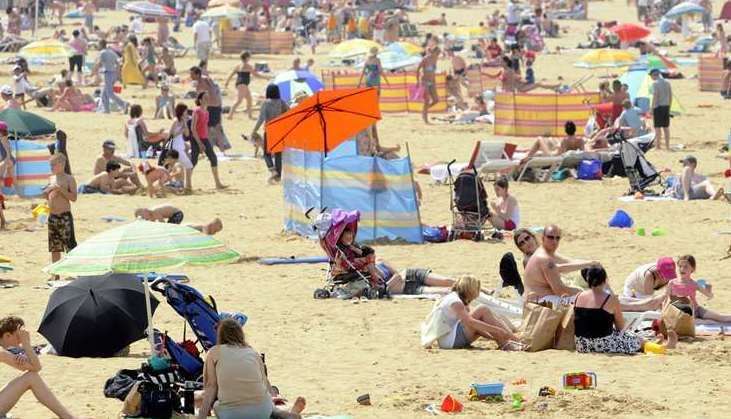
[494,92,600,137]
[321,70,447,113]
[282,140,423,244]
[1,139,50,198]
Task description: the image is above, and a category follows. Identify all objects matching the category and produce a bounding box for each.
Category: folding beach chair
[515,156,564,182]
[472,141,520,180]
[566,74,593,93]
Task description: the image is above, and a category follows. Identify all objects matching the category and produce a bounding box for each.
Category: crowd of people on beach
[1,0,731,418]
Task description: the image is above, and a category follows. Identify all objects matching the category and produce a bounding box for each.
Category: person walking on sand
[224,52,265,120]
[650,69,672,150]
[251,85,289,184]
[416,47,440,124]
[1,316,82,419]
[169,103,194,192]
[190,66,231,154]
[44,154,77,280]
[95,40,128,114]
[191,92,227,190]
[358,47,389,94]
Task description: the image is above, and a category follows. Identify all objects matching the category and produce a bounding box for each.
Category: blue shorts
[452,322,470,349]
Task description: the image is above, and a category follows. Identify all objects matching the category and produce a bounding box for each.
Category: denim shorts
[452,322,470,349]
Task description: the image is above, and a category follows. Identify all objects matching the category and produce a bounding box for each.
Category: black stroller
[604,130,662,194]
[447,161,491,241]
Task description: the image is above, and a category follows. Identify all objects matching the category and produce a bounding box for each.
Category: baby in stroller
[313,209,385,299]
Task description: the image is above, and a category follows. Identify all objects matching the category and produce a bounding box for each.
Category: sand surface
[2,2,731,418]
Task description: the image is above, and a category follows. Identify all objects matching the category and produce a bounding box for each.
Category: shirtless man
[190,66,230,153]
[523,224,598,305]
[81,161,136,194]
[134,204,223,235]
[44,154,77,279]
[93,140,141,189]
[519,121,585,164]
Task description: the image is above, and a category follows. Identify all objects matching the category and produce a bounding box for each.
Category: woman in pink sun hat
[619,256,677,311]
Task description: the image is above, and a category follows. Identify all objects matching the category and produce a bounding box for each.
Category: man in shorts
[375,261,455,295]
[190,66,231,153]
[669,155,725,201]
[45,154,77,280]
[650,69,672,150]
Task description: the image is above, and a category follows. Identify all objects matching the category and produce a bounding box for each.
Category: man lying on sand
[93,140,142,190]
[523,224,599,306]
[134,204,222,235]
[78,161,137,194]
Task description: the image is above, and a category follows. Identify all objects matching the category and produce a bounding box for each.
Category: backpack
[138,381,175,418]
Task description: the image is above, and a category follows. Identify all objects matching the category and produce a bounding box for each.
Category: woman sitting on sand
[487,175,519,231]
[421,276,521,350]
[124,104,166,158]
[1,316,81,419]
[50,80,84,112]
[574,266,677,354]
[196,319,305,419]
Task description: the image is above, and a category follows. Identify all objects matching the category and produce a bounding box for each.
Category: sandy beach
[1,1,731,418]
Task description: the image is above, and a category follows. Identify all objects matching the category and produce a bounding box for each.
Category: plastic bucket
[113,85,122,94]
[608,209,633,228]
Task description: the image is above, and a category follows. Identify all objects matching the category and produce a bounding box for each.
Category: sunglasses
[545,235,561,241]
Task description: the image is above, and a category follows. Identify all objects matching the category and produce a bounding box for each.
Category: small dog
[242,133,263,158]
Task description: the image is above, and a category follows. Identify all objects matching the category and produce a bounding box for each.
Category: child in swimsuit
[665,255,731,322]
[138,161,170,198]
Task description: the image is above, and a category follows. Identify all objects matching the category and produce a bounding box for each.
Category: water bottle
[696,279,708,289]
[182,381,195,414]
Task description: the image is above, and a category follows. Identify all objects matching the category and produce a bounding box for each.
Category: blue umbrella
[272,70,324,103]
[664,2,705,19]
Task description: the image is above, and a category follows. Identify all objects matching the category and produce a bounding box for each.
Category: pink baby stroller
[309,208,386,300]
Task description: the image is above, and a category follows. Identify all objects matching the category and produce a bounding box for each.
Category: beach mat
[258,256,329,265]
[618,196,677,202]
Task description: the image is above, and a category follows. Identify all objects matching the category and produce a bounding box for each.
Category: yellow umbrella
[392,41,423,56]
[207,0,240,7]
[575,49,638,69]
[452,26,490,40]
[201,5,246,20]
[329,39,382,60]
[19,39,73,60]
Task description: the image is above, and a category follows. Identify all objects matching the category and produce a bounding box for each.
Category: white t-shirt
[305,6,317,21]
[622,263,655,298]
[131,17,144,35]
[506,2,520,25]
[193,20,211,44]
[436,293,462,349]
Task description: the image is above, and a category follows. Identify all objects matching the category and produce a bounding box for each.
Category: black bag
[138,382,175,418]
[157,139,174,166]
[103,369,139,401]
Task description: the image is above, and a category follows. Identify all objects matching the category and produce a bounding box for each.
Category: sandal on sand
[500,340,526,351]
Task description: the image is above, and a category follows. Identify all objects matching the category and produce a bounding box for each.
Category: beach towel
[694,322,731,336]
[617,195,677,202]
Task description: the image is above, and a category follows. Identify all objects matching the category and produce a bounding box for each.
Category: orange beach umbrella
[266,88,381,154]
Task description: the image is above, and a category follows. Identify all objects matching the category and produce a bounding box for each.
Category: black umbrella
[38,274,159,358]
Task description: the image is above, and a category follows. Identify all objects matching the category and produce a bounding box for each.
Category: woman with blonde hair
[197,319,306,419]
[422,276,522,350]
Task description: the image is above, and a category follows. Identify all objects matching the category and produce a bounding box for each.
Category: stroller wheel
[365,288,380,300]
[473,232,483,242]
[313,288,331,299]
[448,230,456,241]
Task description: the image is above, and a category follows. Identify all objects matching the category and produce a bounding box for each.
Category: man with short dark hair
[668,155,724,201]
[93,140,141,188]
[650,69,672,150]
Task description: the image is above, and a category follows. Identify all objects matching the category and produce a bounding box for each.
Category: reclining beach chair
[165,37,189,58]
[473,141,520,180]
[514,155,564,182]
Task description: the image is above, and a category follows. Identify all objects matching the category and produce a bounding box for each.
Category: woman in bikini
[50,80,83,112]
[416,47,441,124]
[357,47,390,95]
[224,51,264,120]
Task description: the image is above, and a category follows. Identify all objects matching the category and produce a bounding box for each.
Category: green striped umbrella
[44,220,240,276]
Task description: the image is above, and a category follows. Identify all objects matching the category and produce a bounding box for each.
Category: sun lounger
[472,141,521,179]
[515,156,564,182]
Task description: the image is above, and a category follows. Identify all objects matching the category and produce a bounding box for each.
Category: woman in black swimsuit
[224,51,264,120]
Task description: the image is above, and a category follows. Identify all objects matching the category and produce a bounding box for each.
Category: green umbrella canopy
[44,220,241,276]
[0,108,56,137]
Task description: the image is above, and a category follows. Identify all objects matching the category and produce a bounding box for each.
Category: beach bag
[577,159,603,180]
[553,307,576,351]
[138,381,175,418]
[409,84,424,101]
[518,303,563,352]
[103,368,139,401]
[122,382,142,416]
[423,225,448,243]
[662,302,695,337]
